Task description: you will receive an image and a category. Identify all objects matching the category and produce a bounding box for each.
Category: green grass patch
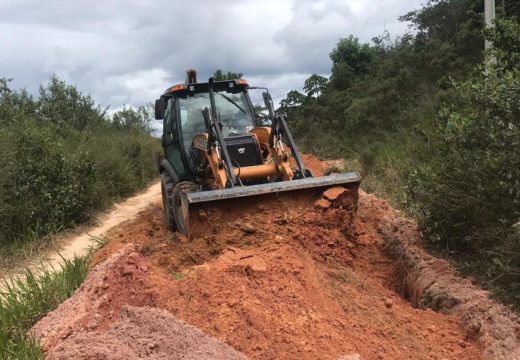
[170,271,185,281]
[0,248,98,358]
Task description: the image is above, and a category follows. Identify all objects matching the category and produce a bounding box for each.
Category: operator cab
[177,86,255,149]
[155,74,266,184]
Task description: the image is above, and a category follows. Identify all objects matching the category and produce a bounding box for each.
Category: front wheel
[161,174,177,231]
[172,181,199,235]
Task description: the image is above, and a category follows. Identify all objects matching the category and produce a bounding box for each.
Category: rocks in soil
[239,222,257,234]
[323,187,348,201]
[384,298,393,309]
[314,198,331,210]
[319,187,356,210]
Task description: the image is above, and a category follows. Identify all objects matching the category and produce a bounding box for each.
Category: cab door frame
[162,97,190,181]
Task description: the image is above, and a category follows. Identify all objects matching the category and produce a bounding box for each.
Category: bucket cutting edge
[185,172,361,204]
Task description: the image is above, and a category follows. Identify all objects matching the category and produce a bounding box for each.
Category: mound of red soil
[31,245,246,360]
[32,176,486,359]
[44,305,246,360]
[33,156,520,359]
[145,191,481,359]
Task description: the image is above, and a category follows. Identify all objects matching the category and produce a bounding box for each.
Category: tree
[37,75,105,131]
[303,74,328,98]
[112,105,153,133]
[329,36,377,90]
[213,70,243,81]
[279,90,306,109]
[400,0,484,77]
[485,18,520,69]
[0,78,37,125]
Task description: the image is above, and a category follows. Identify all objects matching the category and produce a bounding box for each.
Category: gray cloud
[0,0,423,109]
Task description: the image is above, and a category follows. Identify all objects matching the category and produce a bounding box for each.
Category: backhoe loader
[155,69,360,234]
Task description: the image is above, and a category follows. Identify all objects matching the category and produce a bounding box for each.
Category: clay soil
[32,155,517,359]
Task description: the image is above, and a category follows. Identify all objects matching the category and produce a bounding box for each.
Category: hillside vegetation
[283,0,520,308]
[0,77,159,262]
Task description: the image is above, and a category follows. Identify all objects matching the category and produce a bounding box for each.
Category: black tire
[161,173,177,231]
[172,181,199,235]
[153,151,164,173]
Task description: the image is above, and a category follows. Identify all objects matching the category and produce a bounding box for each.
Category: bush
[409,68,520,250]
[0,77,160,252]
[0,122,96,240]
[405,20,520,305]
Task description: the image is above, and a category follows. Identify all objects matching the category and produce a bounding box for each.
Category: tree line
[280,0,520,308]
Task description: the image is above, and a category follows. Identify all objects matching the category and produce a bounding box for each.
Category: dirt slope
[31,155,518,359]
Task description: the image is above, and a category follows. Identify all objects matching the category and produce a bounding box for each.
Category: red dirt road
[32,155,516,359]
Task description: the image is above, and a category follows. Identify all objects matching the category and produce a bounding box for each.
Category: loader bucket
[182,172,361,238]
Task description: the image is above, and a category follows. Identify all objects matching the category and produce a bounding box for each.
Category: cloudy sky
[0,0,424,111]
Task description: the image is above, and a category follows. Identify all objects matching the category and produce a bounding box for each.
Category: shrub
[406,41,520,305]
[0,122,96,241]
[0,77,160,251]
[408,18,520,251]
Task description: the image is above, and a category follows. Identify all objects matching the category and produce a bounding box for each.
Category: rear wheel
[161,173,177,231]
[172,181,199,235]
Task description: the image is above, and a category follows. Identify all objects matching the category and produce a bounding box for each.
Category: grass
[0,256,89,358]
[0,237,106,359]
[302,128,423,214]
[170,270,186,281]
[0,231,61,270]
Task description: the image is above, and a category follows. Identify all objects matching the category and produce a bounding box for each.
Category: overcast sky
[0,0,424,111]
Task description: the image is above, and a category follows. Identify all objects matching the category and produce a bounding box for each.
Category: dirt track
[0,181,161,289]
[31,156,520,359]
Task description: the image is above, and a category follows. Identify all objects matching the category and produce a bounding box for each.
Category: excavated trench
[31,156,519,360]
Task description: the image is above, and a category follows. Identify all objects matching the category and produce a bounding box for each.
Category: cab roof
[161,79,249,99]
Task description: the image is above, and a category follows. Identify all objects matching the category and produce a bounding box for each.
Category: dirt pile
[32,244,155,349]
[32,160,489,360]
[43,305,246,360]
[31,245,246,360]
[31,156,520,359]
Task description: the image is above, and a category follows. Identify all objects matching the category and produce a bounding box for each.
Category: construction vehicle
[155,69,360,234]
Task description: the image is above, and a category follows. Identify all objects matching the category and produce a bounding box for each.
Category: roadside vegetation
[0,77,160,265]
[0,238,103,359]
[282,0,520,308]
[0,256,89,359]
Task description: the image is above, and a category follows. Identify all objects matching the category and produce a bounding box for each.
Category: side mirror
[262,92,275,119]
[155,98,166,120]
